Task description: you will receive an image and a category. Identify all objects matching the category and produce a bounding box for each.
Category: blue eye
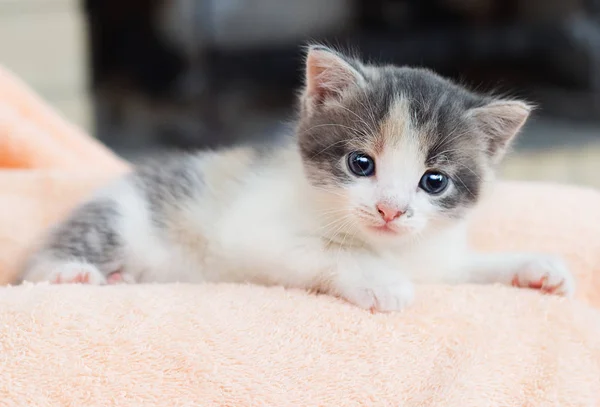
[419,171,449,194]
[347,152,375,177]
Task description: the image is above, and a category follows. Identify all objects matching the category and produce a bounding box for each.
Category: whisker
[327,219,353,249]
[432,125,464,148]
[310,188,349,200]
[451,162,484,181]
[298,123,366,137]
[314,210,352,223]
[333,217,359,263]
[453,173,475,197]
[335,104,377,137]
[356,87,379,135]
[310,139,349,158]
[429,146,488,160]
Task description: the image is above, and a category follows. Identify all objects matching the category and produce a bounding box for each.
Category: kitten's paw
[338,279,415,312]
[106,271,135,284]
[48,262,107,285]
[510,255,575,297]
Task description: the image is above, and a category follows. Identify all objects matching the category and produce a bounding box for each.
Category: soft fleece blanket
[0,65,599,406]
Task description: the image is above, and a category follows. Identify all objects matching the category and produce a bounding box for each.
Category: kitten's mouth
[369,224,398,235]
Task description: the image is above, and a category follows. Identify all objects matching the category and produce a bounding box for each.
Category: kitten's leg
[463,252,575,297]
[20,198,129,285]
[326,252,415,312]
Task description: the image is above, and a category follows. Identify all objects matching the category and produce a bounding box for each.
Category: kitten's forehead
[363,67,484,131]
[356,67,488,160]
[376,97,425,191]
[378,96,420,154]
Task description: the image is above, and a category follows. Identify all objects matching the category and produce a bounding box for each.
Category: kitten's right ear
[302,45,364,112]
[468,100,532,163]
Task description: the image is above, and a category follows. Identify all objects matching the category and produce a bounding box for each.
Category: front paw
[337,279,415,312]
[511,255,575,297]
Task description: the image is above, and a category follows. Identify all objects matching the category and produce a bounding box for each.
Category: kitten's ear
[469,100,532,162]
[303,45,364,112]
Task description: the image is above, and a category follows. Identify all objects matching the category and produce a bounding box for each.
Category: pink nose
[376,203,403,222]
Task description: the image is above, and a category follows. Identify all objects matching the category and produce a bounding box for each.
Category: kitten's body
[20,47,574,311]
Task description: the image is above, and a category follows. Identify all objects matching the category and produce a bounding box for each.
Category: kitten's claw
[338,280,415,312]
[48,263,107,285]
[510,255,575,297]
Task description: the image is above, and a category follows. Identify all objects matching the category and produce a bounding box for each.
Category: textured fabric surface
[0,64,599,406]
[1,282,600,406]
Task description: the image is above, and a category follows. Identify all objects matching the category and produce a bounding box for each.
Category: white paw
[511,255,575,297]
[338,279,415,312]
[47,262,107,285]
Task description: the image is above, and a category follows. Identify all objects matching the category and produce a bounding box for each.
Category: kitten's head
[297,45,531,243]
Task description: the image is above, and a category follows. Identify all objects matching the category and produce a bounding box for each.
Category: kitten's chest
[382,226,469,284]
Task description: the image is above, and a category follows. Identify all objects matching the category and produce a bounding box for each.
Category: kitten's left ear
[468,100,532,162]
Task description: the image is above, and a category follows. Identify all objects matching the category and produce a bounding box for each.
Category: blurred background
[1,0,600,187]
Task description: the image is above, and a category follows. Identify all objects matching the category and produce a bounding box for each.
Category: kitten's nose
[376,203,403,222]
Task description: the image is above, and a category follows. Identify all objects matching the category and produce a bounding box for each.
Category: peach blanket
[0,65,599,406]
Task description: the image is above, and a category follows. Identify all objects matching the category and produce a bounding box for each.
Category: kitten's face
[298,46,530,243]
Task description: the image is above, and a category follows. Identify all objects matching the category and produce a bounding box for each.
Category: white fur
[23,138,574,312]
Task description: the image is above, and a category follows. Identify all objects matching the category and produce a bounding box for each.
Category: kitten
[19,45,574,311]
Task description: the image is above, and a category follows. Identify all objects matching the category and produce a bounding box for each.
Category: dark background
[82,0,600,158]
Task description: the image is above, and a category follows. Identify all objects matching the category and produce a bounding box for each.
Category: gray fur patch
[134,153,204,225]
[47,198,123,272]
[297,76,394,186]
